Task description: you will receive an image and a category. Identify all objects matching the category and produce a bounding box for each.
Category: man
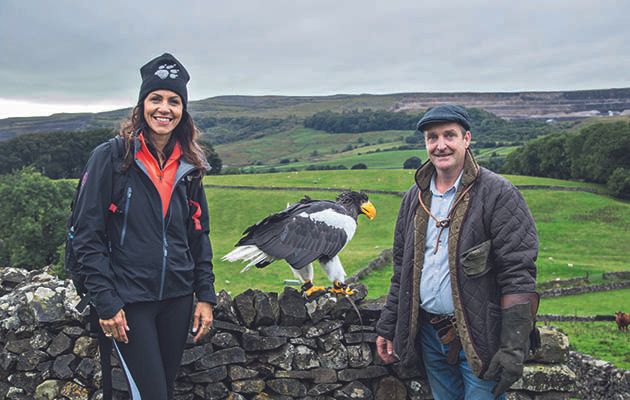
[375,105,539,399]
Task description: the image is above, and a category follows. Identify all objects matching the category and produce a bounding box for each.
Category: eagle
[222,191,376,297]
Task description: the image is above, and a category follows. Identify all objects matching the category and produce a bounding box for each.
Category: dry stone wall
[0,267,579,399]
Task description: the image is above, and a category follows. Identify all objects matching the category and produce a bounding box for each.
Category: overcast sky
[1,0,628,119]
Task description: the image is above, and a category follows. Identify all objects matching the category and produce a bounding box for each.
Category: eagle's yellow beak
[360,201,376,220]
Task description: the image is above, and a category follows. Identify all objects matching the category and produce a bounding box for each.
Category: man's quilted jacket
[375,151,538,377]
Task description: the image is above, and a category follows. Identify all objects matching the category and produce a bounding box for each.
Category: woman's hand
[99,309,129,343]
[191,301,214,343]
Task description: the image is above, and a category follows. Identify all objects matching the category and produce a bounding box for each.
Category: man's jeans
[420,321,506,400]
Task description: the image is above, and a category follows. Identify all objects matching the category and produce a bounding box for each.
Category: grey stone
[213,320,248,333]
[205,382,229,399]
[357,301,384,323]
[34,379,63,400]
[242,333,287,351]
[231,379,265,394]
[279,287,308,326]
[305,320,344,338]
[228,365,259,381]
[339,365,388,381]
[529,327,569,364]
[307,383,343,396]
[214,290,240,325]
[317,329,344,351]
[226,392,247,400]
[0,350,17,371]
[348,343,373,368]
[289,337,318,348]
[47,333,72,357]
[30,330,53,350]
[347,325,375,333]
[30,290,67,324]
[188,366,227,383]
[267,378,307,397]
[8,371,40,393]
[345,332,378,344]
[306,295,338,323]
[6,386,28,400]
[36,360,53,378]
[73,336,98,357]
[181,343,212,366]
[62,326,86,338]
[52,353,76,379]
[60,381,90,400]
[198,347,247,369]
[5,338,32,354]
[374,376,407,400]
[76,358,97,381]
[211,332,240,348]
[234,289,257,328]
[335,381,373,400]
[511,364,576,393]
[259,325,302,338]
[293,345,320,370]
[254,291,279,327]
[319,345,348,369]
[16,349,48,371]
[274,368,338,384]
[406,379,433,399]
[261,343,294,371]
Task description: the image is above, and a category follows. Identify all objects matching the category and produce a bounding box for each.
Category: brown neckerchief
[417,182,475,254]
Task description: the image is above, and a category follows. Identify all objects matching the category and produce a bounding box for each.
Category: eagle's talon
[329,281,355,296]
[301,281,327,299]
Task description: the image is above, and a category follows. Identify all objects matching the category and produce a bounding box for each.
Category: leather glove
[483,302,533,396]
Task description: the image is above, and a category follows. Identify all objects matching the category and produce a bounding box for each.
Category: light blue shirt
[419,171,463,316]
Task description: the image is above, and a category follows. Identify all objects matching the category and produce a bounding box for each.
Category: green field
[539,289,630,315]
[207,171,629,294]
[205,170,606,193]
[546,321,630,369]
[215,127,409,167]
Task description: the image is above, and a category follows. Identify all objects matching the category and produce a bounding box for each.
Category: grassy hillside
[206,170,605,192]
[206,171,627,298]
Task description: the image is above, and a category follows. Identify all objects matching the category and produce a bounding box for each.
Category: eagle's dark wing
[236,200,355,270]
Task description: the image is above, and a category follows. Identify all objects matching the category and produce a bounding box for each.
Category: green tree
[403,156,423,169]
[0,168,74,269]
[351,163,368,170]
[607,168,630,200]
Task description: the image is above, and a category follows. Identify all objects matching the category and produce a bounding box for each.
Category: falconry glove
[484,302,533,396]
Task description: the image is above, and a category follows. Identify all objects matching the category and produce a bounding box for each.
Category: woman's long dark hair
[118,103,208,173]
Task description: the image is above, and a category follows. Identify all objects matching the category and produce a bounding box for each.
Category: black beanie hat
[138,53,190,109]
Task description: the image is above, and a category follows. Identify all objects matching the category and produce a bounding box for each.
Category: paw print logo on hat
[155,64,180,80]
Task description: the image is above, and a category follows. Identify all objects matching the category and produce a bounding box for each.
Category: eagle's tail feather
[222,245,275,272]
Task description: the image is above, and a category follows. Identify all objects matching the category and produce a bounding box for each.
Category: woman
[72,53,216,399]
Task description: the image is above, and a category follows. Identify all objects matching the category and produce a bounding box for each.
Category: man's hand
[191,301,214,343]
[483,303,533,396]
[99,309,129,343]
[376,335,397,364]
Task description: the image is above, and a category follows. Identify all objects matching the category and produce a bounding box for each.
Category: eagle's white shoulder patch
[298,209,357,239]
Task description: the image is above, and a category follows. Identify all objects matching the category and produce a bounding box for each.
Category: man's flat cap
[416,104,471,132]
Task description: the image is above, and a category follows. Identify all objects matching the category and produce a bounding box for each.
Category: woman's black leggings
[112,294,193,400]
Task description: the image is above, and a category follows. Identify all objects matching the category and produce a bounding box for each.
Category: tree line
[303,107,560,143]
[0,128,222,179]
[503,121,630,199]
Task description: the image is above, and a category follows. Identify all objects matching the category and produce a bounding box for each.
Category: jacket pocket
[460,239,492,278]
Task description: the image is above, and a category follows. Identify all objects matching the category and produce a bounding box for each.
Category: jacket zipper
[158,171,196,300]
[134,146,197,301]
[120,186,133,246]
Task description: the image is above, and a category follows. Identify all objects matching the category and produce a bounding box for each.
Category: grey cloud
[0,0,629,107]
